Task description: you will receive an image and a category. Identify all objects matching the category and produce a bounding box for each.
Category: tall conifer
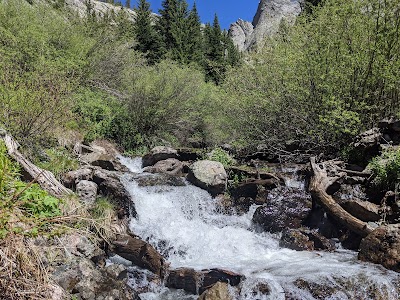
[134,0,163,63]
[186,1,202,64]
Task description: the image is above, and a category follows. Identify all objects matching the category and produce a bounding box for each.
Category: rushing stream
[118,156,400,300]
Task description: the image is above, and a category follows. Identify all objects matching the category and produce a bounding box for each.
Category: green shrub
[36,147,79,179]
[369,149,400,191]
[0,142,62,238]
[207,147,235,168]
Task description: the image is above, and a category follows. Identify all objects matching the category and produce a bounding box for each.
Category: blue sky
[121,0,260,29]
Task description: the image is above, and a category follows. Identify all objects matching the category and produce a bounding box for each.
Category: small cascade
[120,157,400,299]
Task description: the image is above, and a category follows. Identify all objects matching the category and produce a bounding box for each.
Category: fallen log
[0,130,72,198]
[309,157,373,237]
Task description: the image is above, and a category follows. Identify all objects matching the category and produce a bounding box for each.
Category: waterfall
[120,157,400,300]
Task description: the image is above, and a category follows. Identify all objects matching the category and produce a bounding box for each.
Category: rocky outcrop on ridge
[64,0,136,19]
[230,0,302,51]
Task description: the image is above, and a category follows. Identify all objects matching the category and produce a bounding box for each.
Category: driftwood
[0,130,72,198]
[309,157,374,237]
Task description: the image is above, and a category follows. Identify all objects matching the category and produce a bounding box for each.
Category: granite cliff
[230,0,302,51]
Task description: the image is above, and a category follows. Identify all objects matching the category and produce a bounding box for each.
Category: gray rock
[142,146,178,167]
[143,158,184,175]
[62,168,93,189]
[229,19,254,51]
[76,180,98,205]
[229,0,301,51]
[187,160,227,196]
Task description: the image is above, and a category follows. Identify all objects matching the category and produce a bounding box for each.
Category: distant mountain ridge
[230,0,302,51]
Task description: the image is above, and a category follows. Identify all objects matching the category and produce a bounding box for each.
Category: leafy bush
[36,147,79,179]
[0,142,62,238]
[369,149,400,191]
[207,147,235,167]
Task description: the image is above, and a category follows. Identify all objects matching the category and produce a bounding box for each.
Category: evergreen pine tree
[157,0,178,50]
[185,1,203,64]
[125,0,131,9]
[222,30,241,67]
[134,0,163,63]
[169,0,189,62]
[203,14,225,84]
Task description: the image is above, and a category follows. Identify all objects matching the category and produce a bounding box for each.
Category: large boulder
[187,160,227,196]
[92,169,135,217]
[143,158,184,176]
[358,224,400,272]
[142,146,178,167]
[252,187,312,233]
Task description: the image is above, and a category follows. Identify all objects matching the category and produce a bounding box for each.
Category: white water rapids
[118,156,400,300]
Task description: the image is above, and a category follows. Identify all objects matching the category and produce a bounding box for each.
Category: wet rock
[166,268,244,295]
[187,160,227,196]
[142,146,178,167]
[62,168,93,189]
[252,187,312,233]
[280,229,335,251]
[340,199,381,222]
[92,169,135,217]
[167,268,200,294]
[112,234,167,278]
[143,158,184,176]
[198,282,232,300]
[359,224,400,272]
[76,180,98,205]
[231,179,278,200]
[279,229,314,251]
[134,173,186,187]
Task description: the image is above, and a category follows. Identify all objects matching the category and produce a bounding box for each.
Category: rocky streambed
[52,134,400,299]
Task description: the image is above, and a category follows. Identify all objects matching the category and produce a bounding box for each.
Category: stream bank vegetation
[0,0,400,298]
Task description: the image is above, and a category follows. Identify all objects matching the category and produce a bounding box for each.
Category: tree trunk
[1,130,72,198]
[309,157,373,237]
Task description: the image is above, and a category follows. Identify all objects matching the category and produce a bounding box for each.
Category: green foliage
[0,0,95,144]
[207,147,235,168]
[134,0,164,63]
[221,0,400,154]
[36,148,79,179]
[369,149,400,191]
[0,142,62,239]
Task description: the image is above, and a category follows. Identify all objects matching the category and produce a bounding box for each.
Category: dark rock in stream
[166,267,244,295]
[359,224,400,272]
[198,282,233,300]
[252,187,312,233]
[112,234,167,278]
[280,228,335,251]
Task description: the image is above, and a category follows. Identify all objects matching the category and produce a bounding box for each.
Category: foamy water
[120,157,400,299]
